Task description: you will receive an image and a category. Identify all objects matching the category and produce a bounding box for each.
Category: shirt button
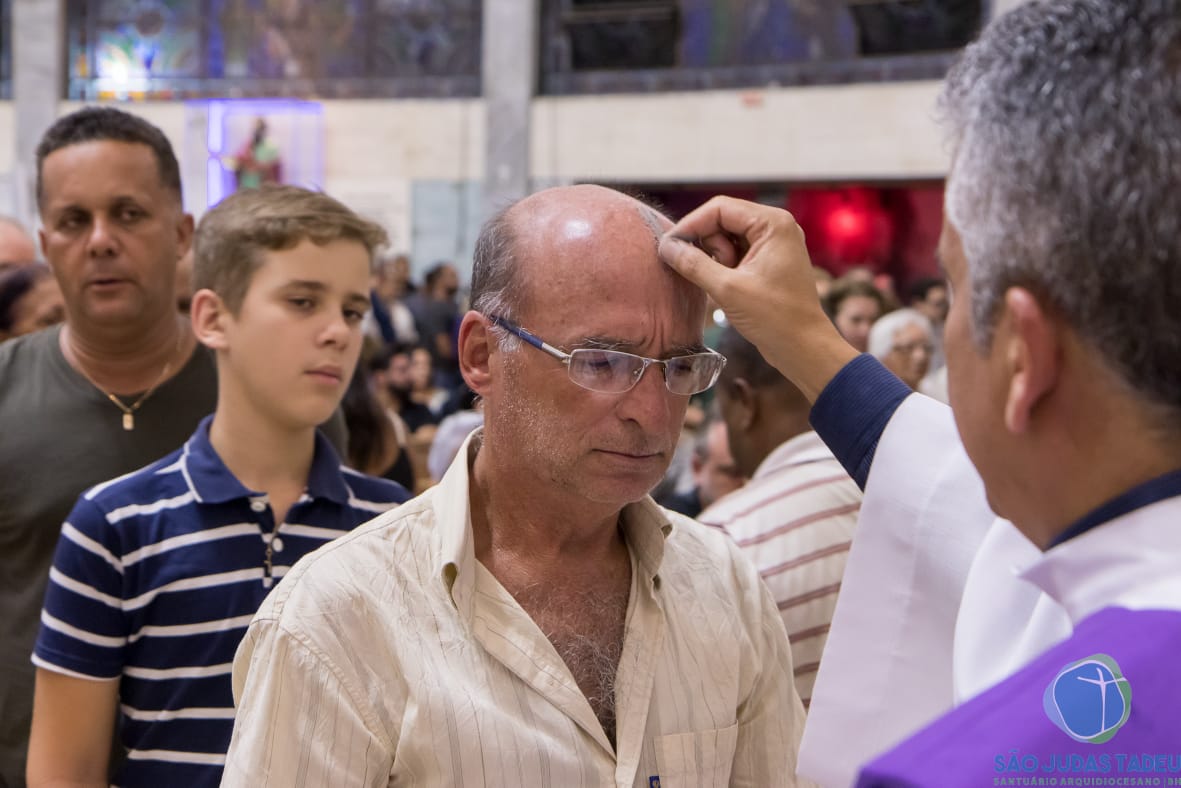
[271,537,285,553]
[250,498,268,513]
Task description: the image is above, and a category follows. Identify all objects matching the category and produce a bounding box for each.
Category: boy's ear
[190,288,231,351]
[457,311,493,395]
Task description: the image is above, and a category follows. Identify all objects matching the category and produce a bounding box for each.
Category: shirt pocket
[652,724,739,788]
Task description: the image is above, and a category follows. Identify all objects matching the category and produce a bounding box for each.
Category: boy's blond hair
[193,184,388,313]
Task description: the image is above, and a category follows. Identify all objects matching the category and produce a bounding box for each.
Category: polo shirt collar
[181,414,351,506]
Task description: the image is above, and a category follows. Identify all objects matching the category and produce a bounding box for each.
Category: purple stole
[856,607,1181,787]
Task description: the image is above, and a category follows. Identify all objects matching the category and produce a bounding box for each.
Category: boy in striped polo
[26,185,410,787]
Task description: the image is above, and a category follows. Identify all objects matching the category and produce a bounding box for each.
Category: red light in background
[827,205,869,240]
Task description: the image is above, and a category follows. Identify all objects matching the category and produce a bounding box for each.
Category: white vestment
[797,394,1072,786]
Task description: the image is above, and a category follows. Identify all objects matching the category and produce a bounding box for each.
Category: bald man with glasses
[223,185,807,787]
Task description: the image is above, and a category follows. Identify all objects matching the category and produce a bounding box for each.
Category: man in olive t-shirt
[0,325,218,785]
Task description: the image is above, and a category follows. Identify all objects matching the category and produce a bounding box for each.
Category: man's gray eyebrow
[669,341,708,355]
[577,336,630,351]
[576,336,708,356]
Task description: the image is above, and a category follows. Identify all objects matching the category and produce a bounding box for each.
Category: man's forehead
[507,186,697,316]
[41,140,168,199]
[515,185,664,233]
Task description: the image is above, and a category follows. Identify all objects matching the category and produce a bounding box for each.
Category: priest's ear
[1000,286,1059,434]
[190,289,231,351]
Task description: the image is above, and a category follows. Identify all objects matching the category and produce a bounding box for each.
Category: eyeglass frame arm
[489,315,573,364]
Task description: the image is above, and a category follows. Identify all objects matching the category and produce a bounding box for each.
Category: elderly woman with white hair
[867,308,935,391]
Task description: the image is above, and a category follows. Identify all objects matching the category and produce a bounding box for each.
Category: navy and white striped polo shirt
[33,415,410,787]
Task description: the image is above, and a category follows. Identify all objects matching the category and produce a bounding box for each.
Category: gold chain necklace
[74,333,182,431]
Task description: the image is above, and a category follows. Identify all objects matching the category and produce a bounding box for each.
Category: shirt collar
[435,429,673,615]
[1047,467,1181,548]
[750,430,833,481]
[434,430,480,621]
[620,496,673,589]
[1019,480,1181,623]
[181,414,351,506]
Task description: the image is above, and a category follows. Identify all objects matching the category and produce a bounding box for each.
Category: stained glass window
[66,0,481,100]
[541,0,987,94]
[372,0,482,79]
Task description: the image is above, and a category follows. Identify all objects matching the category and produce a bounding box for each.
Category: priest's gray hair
[940,0,1181,415]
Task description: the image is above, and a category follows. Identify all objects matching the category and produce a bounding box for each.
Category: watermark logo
[1043,653,1132,744]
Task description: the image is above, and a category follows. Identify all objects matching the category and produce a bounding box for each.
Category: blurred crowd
[654,265,950,520]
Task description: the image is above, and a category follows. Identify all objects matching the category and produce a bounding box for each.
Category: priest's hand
[658,196,858,402]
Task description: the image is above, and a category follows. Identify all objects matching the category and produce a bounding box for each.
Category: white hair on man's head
[867,308,932,360]
[939,0,1181,420]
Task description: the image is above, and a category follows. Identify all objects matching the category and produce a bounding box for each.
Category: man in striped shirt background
[698,324,862,708]
[26,185,409,787]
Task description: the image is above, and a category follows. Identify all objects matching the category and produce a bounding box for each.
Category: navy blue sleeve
[34,496,127,679]
[808,354,913,489]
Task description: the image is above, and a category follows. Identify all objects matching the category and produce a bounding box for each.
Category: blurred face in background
[384,350,414,395]
[692,420,745,509]
[883,322,934,389]
[375,255,411,301]
[916,284,950,326]
[834,294,881,353]
[0,267,65,340]
[410,346,434,391]
[0,222,38,264]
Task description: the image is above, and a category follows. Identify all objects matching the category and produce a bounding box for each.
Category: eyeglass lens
[567,349,721,395]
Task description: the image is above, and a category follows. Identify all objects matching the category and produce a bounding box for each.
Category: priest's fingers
[658,196,857,401]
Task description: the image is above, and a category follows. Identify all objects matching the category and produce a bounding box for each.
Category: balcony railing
[540,0,986,95]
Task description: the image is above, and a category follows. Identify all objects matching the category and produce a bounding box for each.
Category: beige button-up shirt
[223,435,807,787]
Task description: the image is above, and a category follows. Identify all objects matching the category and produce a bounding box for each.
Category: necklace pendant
[122,412,134,431]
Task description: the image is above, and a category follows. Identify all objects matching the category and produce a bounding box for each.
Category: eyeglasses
[488,315,726,396]
[892,340,935,356]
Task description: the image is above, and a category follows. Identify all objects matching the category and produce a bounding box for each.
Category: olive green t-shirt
[0,325,217,786]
